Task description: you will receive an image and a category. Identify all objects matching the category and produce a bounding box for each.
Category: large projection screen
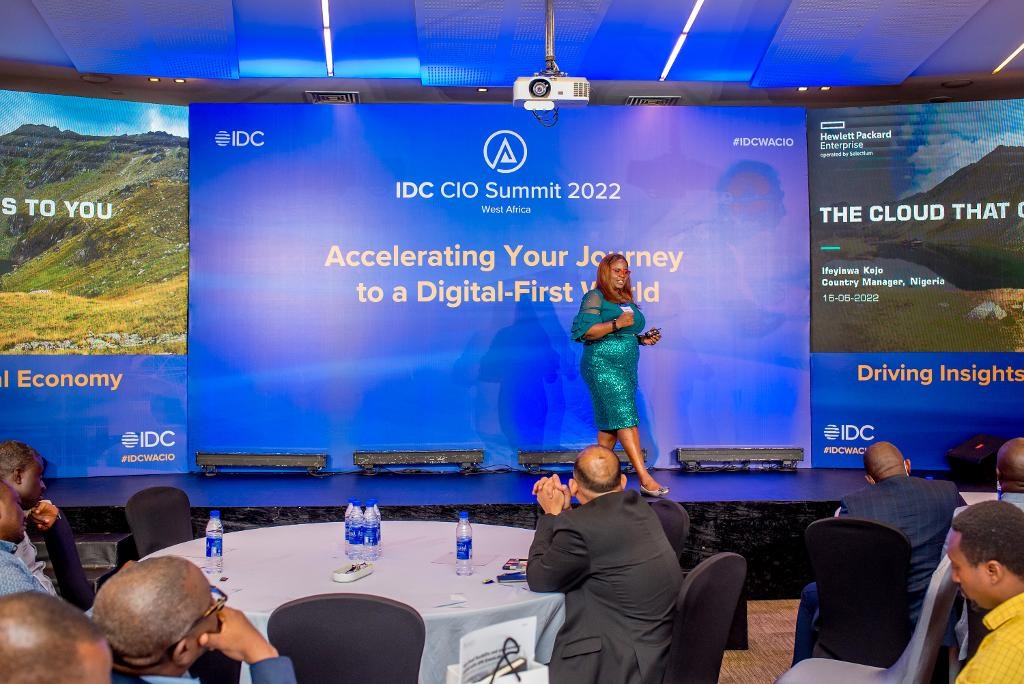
[189,104,809,470]
[0,90,189,476]
[808,102,1024,468]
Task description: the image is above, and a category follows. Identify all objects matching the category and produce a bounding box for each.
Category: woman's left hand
[640,329,661,346]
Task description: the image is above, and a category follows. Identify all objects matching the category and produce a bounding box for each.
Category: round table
[151,521,564,684]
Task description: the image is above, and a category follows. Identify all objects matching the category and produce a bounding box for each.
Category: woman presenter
[571,253,667,496]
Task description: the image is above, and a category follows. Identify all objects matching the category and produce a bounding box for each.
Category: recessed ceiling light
[993,41,1024,74]
[174,78,186,83]
[477,88,488,93]
[322,0,334,76]
[80,74,111,84]
[658,0,705,81]
[797,86,808,92]
[820,86,831,91]
[148,77,160,83]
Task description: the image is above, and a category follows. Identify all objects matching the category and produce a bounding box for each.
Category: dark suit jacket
[840,475,962,622]
[111,656,296,684]
[527,489,683,684]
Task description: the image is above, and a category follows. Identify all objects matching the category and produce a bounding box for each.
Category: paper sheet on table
[431,551,498,567]
[458,616,536,684]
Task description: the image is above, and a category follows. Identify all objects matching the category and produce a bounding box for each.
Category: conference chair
[806,517,912,667]
[42,514,95,610]
[124,486,193,557]
[662,552,747,684]
[777,558,958,684]
[268,593,425,684]
[648,498,690,561]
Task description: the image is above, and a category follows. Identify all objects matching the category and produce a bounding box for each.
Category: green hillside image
[0,124,187,354]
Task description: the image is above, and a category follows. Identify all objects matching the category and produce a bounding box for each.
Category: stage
[45,467,985,600]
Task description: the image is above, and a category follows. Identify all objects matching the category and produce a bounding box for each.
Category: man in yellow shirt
[948,500,1024,683]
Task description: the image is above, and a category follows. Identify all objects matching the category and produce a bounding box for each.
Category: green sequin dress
[571,289,646,431]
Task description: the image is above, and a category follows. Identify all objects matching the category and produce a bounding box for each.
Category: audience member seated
[792,440,962,663]
[947,500,1024,683]
[0,440,58,595]
[527,445,683,684]
[946,436,1024,662]
[0,481,48,596]
[997,437,1024,509]
[92,556,297,684]
[0,591,111,683]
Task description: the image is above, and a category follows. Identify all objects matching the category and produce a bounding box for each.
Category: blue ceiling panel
[668,0,793,82]
[0,0,73,67]
[31,0,239,79]
[414,0,610,87]
[330,0,420,78]
[235,0,326,78]
[578,2,683,80]
[752,0,990,88]
[913,0,1024,76]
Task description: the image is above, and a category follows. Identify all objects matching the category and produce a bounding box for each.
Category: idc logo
[824,424,875,441]
[483,130,527,173]
[121,431,177,448]
[214,130,265,147]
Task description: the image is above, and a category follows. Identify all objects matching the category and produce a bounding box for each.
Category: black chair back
[648,499,690,561]
[42,515,95,610]
[775,559,958,684]
[965,601,989,662]
[807,517,912,668]
[125,486,193,557]
[268,593,425,684]
[662,552,747,684]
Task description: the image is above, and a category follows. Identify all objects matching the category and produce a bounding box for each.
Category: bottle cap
[458,511,469,519]
[353,500,362,506]
[210,510,220,518]
[367,498,378,506]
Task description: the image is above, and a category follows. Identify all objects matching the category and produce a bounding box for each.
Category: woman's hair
[596,253,632,304]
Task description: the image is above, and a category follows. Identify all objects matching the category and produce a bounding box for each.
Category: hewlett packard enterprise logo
[214,130,265,147]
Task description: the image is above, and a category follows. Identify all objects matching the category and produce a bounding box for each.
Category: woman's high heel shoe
[640,483,669,497]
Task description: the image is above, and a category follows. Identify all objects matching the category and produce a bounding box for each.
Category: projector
[513,75,590,110]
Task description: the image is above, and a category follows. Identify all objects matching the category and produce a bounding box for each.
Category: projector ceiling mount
[512,0,590,127]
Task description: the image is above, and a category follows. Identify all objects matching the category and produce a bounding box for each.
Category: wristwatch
[611,319,618,332]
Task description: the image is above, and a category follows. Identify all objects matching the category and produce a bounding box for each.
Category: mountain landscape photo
[0,123,188,354]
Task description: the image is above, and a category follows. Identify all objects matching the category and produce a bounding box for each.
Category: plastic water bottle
[456,511,473,576]
[346,500,364,561]
[344,498,358,558]
[370,499,383,558]
[204,510,223,576]
[363,499,381,561]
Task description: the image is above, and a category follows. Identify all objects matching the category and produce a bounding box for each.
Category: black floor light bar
[518,449,645,472]
[674,447,803,472]
[195,452,327,475]
[352,449,484,473]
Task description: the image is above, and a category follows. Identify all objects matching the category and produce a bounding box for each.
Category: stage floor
[46,467,978,508]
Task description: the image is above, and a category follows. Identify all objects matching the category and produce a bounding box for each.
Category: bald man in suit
[527,445,682,684]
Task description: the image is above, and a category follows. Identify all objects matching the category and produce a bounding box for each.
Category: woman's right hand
[617,310,634,329]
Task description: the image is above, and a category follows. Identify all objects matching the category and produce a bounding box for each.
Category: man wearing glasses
[93,557,296,683]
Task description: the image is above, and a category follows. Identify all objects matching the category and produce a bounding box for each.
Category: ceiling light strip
[322,0,334,77]
[659,0,705,81]
[993,40,1024,75]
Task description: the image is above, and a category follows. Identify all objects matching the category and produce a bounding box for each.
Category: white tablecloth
[151,521,564,684]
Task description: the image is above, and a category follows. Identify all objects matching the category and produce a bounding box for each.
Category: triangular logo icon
[493,138,518,168]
